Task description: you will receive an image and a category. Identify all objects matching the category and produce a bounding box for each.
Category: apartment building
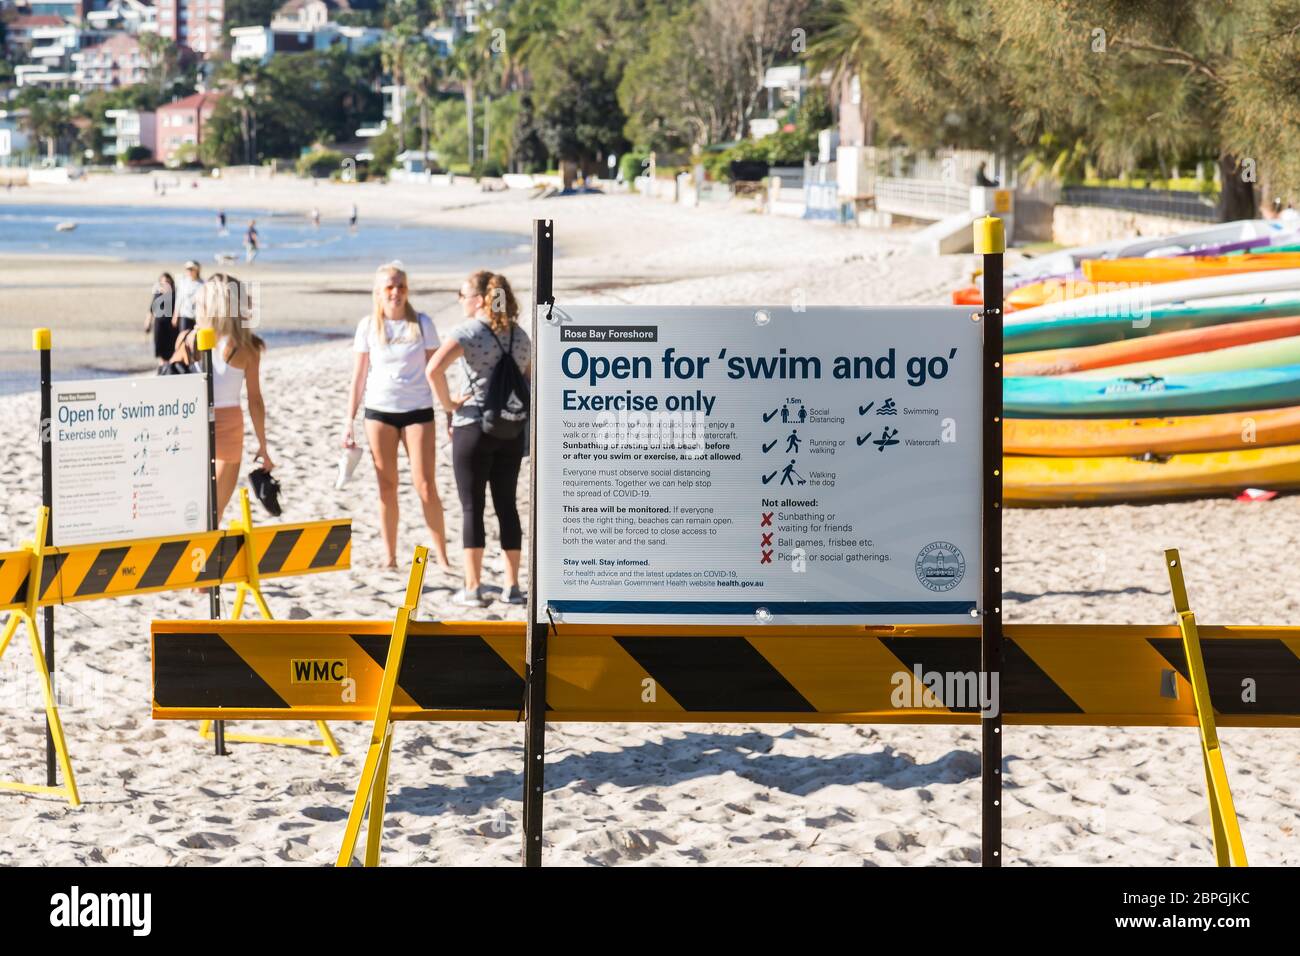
[73,32,148,90]
[154,90,221,165]
[155,0,224,57]
[103,107,157,159]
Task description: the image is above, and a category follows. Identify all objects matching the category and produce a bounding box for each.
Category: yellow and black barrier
[150,547,1298,867]
[0,516,350,613]
[1,497,351,804]
[152,620,1300,728]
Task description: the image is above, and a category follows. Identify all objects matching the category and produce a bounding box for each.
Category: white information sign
[536,306,983,625]
[51,376,209,545]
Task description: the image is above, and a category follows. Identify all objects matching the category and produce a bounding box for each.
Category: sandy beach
[0,175,1296,866]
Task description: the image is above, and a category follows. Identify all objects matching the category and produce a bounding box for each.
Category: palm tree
[405,39,441,167]
[473,15,512,170]
[381,20,419,155]
[212,59,265,165]
[448,37,479,167]
[138,32,177,98]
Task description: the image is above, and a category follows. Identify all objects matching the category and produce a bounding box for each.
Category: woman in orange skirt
[195,273,273,519]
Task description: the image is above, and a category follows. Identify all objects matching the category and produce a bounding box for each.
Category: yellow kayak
[1083,252,1300,284]
[1004,405,1300,456]
[1005,444,1300,505]
[1007,279,1129,311]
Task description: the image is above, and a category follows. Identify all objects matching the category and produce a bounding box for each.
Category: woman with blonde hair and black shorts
[178,273,272,519]
[343,262,452,570]
[425,270,530,607]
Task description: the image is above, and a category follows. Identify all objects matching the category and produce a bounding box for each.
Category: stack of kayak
[959,218,1300,505]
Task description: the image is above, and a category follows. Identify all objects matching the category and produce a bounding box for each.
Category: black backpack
[157,329,201,376]
[478,325,529,440]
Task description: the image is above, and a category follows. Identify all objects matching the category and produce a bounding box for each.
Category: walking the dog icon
[781,459,806,486]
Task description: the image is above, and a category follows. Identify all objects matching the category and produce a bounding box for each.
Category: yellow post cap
[973,215,1005,255]
[196,328,216,351]
[32,328,51,350]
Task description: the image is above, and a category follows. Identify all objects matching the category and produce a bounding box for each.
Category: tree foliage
[204,48,383,164]
[805,0,1300,216]
[620,0,810,152]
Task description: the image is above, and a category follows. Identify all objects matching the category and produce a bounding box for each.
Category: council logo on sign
[915,541,965,591]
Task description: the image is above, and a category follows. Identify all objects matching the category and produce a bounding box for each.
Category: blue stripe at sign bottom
[547,601,977,615]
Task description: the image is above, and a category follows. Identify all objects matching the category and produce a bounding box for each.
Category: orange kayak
[1005,315,1300,375]
[1083,252,1300,284]
[1004,404,1300,456]
[951,285,983,306]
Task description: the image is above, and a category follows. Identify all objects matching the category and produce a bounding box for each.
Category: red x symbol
[760,550,773,564]
[761,532,773,546]
[760,512,773,527]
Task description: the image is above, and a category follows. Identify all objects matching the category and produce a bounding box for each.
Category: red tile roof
[157,91,224,113]
[10,14,66,28]
[94,33,142,55]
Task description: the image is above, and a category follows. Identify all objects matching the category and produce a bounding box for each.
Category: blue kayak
[1005,365,1300,418]
[1004,297,1300,353]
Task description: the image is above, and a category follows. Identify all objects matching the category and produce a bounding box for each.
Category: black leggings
[452,422,524,550]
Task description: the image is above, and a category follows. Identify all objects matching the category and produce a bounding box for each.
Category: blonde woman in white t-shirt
[343,262,452,570]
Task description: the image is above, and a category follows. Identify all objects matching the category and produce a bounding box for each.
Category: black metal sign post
[976,216,1005,866]
[35,329,56,787]
[522,219,554,867]
[198,329,226,757]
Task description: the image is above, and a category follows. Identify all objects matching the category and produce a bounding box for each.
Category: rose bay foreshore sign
[535,305,984,625]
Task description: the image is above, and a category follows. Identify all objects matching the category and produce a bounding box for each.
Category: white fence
[851,147,1009,222]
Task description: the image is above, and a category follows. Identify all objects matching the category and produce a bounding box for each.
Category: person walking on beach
[310,207,320,228]
[425,270,531,607]
[175,273,273,519]
[244,220,260,263]
[349,203,358,229]
[145,272,178,367]
[217,209,227,234]
[342,262,452,571]
[176,260,202,333]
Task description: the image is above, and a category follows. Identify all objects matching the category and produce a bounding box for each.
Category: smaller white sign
[51,376,209,545]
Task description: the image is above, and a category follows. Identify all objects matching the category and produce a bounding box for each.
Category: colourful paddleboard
[1004,220,1292,285]
[1004,365,1300,418]
[1007,269,1300,325]
[1003,405,1300,456]
[1068,334,1300,380]
[1005,444,1300,505]
[1004,295,1300,353]
[1005,315,1300,375]
[1083,252,1300,284]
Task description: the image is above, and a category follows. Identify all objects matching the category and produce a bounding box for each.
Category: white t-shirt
[353,313,440,413]
[176,275,202,317]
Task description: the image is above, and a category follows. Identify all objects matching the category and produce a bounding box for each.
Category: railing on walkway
[1060,185,1219,222]
[874,177,970,219]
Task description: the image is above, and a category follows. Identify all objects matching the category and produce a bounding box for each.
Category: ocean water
[0,202,528,268]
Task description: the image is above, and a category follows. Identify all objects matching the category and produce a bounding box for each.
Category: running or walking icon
[785,428,800,453]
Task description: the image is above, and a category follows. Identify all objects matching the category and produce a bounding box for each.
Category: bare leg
[215,457,242,521]
[400,421,452,570]
[502,549,521,589]
[463,547,484,591]
[365,418,401,568]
